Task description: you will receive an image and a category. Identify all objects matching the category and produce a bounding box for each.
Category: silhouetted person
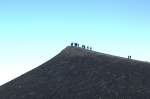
[90,47,92,50]
[71,42,73,46]
[128,56,131,60]
[82,45,85,49]
[87,46,89,50]
[74,43,77,47]
[77,44,79,47]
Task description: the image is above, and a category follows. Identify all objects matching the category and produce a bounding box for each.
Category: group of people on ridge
[71,42,133,60]
[71,42,92,50]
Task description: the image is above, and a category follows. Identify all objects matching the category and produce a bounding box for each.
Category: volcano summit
[0,46,150,99]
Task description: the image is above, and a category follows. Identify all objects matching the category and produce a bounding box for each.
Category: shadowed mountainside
[0,46,150,99]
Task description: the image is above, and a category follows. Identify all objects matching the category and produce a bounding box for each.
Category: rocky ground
[0,46,150,99]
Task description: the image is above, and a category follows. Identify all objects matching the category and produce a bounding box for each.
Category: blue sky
[0,0,150,85]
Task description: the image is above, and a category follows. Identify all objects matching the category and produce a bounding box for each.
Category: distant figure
[77,44,79,47]
[74,43,78,47]
[87,46,89,50]
[90,47,92,50]
[71,42,73,46]
[82,45,85,49]
[128,56,131,60]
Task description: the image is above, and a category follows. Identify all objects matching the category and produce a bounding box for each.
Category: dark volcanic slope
[0,46,150,99]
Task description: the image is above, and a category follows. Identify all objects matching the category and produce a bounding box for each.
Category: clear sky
[0,0,150,85]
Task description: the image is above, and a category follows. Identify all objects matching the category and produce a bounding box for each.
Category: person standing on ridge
[74,43,78,47]
[90,47,92,50]
[71,42,73,46]
[87,46,89,50]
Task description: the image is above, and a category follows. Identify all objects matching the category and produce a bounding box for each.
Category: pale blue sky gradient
[0,0,150,85]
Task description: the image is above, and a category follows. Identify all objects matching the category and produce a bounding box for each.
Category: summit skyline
[0,0,150,85]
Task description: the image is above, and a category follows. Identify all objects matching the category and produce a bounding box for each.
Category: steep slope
[0,46,150,99]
